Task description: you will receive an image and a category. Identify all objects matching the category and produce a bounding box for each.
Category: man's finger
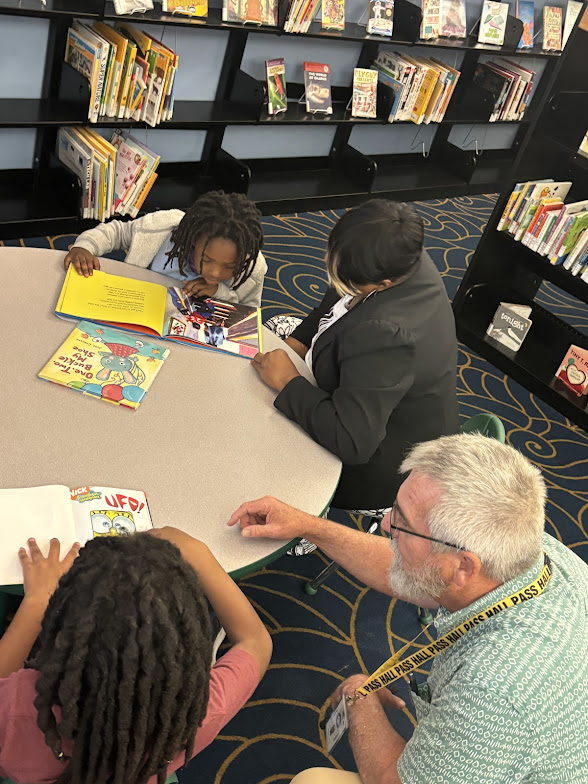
[28,538,42,562]
[18,546,31,566]
[227,501,258,527]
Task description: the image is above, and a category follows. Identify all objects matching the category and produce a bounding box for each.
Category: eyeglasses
[387,502,462,550]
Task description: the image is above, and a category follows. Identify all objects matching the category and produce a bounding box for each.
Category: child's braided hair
[27,533,212,784]
[165,190,263,288]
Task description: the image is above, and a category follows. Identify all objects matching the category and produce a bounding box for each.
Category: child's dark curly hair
[26,533,212,784]
[165,190,264,288]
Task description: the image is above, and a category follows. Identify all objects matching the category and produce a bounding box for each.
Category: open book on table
[56,266,262,359]
[0,485,152,585]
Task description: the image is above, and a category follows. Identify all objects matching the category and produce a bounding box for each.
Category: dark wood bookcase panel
[453,17,588,431]
[0,0,579,237]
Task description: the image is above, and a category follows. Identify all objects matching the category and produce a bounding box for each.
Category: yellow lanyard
[353,553,552,700]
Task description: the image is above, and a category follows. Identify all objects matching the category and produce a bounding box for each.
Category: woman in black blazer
[253,200,459,511]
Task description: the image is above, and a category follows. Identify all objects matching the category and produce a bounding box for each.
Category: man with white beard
[227,434,588,784]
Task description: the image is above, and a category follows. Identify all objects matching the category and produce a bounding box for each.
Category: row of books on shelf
[266,53,461,123]
[498,179,588,281]
[57,128,159,221]
[486,304,588,399]
[65,22,178,127]
[473,57,535,122]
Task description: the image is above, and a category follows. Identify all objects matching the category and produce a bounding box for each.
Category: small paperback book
[162,0,208,16]
[478,1,509,46]
[486,302,533,353]
[322,0,345,30]
[543,5,563,50]
[304,62,333,114]
[516,0,534,48]
[266,58,287,115]
[352,68,378,118]
[439,0,466,38]
[0,485,152,585]
[555,344,588,397]
[367,0,394,36]
[563,0,583,47]
[39,321,170,410]
[421,0,441,39]
[241,0,265,23]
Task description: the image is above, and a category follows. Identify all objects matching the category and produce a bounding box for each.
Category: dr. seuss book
[0,485,152,585]
[367,0,394,36]
[322,0,345,30]
[478,1,509,45]
[439,0,466,37]
[352,68,378,118]
[39,321,169,410]
[304,62,333,114]
[421,0,441,39]
[555,344,588,397]
[56,267,262,359]
[516,1,534,47]
[266,58,287,115]
[543,5,563,50]
[485,302,532,353]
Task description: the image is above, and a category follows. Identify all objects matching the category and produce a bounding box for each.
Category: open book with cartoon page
[0,485,152,585]
[56,266,262,359]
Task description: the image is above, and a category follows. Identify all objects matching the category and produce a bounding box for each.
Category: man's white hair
[400,433,546,583]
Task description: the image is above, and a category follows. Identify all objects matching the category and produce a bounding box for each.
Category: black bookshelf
[0,0,575,237]
[453,16,588,432]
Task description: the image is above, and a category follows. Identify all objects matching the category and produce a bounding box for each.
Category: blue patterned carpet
[4,195,588,783]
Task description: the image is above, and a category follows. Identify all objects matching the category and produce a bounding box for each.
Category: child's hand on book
[181,278,219,298]
[19,538,80,609]
[64,246,101,277]
[252,349,300,392]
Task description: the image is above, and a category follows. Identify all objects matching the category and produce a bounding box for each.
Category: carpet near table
[3,194,587,784]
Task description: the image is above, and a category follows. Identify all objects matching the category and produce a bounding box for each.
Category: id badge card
[325,697,349,753]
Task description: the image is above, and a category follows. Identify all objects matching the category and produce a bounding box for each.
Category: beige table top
[0,247,340,577]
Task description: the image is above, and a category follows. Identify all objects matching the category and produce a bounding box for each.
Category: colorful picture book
[57,128,159,221]
[562,0,583,47]
[498,180,588,282]
[439,0,466,38]
[162,0,208,16]
[486,302,533,353]
[516,0,534,47]
[0,484,152,585]
[304,62,333,114]
[39,322,170,410]
[56,267,263,359]
[420,0,441,39]
[64,22,178,127]
[374,50,460,124]
[352,68,378,118]
[266,58,287,115]
[472,59,536,122]
[283,0,321,31]
[478,1,509,46]
[543,5,563,50]
[367,0,394,36]
[322,0,344,29]
[555,345,588,397]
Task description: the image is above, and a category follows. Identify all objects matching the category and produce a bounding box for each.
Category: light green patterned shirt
[397,534,588,784]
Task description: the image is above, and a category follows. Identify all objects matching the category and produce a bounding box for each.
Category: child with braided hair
[0,530,271,784]
[64,190,267,307]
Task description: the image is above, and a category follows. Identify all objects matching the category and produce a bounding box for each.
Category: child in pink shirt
[0,528,272,784]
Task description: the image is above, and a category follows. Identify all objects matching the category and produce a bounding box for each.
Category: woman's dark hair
[326,200,424,294]
[26,534,212,784]
[165,190,263,288]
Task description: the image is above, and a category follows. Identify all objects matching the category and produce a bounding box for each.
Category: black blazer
[274,250,460,510]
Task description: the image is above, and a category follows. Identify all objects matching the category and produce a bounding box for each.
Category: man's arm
[333,675,405,784]
[228,497,438,609]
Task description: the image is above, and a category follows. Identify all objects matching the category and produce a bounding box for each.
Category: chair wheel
[304,582,319,596]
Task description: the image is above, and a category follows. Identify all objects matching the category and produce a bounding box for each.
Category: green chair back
[460,413,505,443]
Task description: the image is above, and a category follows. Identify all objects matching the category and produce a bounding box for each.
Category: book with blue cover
[516,0,534,48]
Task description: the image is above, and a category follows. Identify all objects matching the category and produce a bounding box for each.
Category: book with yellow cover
[410,63,439,124]
[56,266,262,359]
[39,321,169,410]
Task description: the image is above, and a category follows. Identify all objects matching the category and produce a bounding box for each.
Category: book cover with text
[478,1,509,45]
